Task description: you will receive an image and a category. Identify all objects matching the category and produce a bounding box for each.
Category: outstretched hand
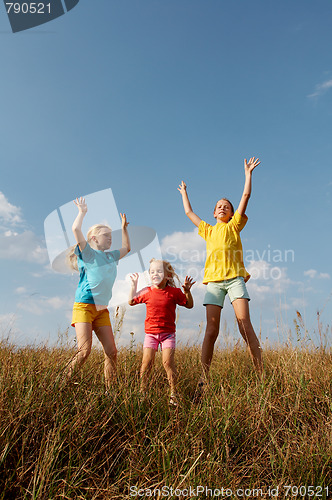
[182,276,196,293]
[129,273,139,287]
[73,197,87,214]
[177,180,187,196]
[244,157,260,175]
[120,213,129,229]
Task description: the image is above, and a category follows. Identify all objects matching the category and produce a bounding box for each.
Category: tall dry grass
[1,325,332,499]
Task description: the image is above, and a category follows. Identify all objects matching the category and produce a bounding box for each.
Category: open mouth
[152,276,162,283]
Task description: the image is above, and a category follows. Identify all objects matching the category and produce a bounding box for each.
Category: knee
[237,317,252,332]
[77,345,91,362]
[141,359,154,372]
[204,324,219,344]
[104,346,117,360]
[237,318,259,344]
[163,358,174,371]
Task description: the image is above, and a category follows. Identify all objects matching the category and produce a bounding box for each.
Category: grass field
[1,319,332,499]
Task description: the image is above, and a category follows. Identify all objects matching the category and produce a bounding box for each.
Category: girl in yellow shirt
[178,157,263,386]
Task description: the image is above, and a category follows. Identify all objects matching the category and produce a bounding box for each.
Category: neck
[89,241,103,251]
[152,280,167,289]
[216,216,231,224]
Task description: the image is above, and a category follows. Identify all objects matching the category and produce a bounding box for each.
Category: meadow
[1,316,332,499]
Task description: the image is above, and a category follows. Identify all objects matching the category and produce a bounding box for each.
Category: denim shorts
[203,277,250,308]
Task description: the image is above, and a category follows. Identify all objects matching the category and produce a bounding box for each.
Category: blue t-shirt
[74,243,120,305]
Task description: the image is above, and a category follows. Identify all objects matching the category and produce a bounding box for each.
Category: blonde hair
[66,224,112,272]
[149,258,181,288]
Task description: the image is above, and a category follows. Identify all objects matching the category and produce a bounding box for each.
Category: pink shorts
[143,332,176,351]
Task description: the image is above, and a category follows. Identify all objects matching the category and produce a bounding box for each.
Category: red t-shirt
[132,286,187,334]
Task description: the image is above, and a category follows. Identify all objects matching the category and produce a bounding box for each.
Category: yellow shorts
[71,302,111,329]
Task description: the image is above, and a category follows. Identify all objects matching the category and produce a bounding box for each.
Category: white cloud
[17,295,71,316]
[290,297,309,309]
[46,296,68,309]
[247,261,292,289]
[0,230,48,264]
[0,191,49,265]
[308,79,332,98]
[304,269,330,280]
[161,230,206,264]
[110,278,132,307]
[0,192,22,225]
[304,269,317,279]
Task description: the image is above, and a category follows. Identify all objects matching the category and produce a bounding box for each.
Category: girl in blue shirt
[66,197,130,389]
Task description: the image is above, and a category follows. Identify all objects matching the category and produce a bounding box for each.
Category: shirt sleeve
[174,288,188,306]
[74,242,94,263]
[131,287,149,305]
[198,220,211,240]
[230,210,248,232]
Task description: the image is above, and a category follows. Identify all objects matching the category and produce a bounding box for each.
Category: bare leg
[162,348,177,395]
[94,325,117,389]
[67,322,93,379]
[201,305,222,378]
[140,348,156,392]
[232,298,263,377]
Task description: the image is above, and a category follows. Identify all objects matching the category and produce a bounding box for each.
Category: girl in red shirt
[129,259,195,406]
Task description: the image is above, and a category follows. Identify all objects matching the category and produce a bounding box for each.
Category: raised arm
[72,197,87,251]
[118,213,131,259]
[128,273,139,305]
[178,181,202,228]
[182,275,195,309]
[237,157,261,216]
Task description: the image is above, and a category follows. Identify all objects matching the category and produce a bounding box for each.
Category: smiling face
[214,199,234,223]
[149,260,166,288]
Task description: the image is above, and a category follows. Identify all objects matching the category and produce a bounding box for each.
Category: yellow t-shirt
[198,210,250,284]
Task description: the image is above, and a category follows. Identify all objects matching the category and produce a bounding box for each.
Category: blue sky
[0,0,331,348]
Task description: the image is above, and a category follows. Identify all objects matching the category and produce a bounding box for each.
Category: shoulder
[229,210,248,231]
[138,286,153,298]
[167,285,186,299]
[198,220,213,238]
[132,286,151,304]
[75,242,94,260]
[233,210,248,222]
